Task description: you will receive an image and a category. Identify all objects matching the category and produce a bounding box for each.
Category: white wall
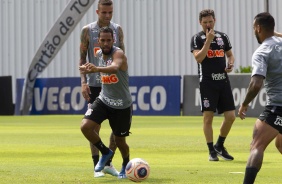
[1,0,281,103]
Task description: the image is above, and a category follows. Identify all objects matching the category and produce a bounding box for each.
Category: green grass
[0,115,281,184]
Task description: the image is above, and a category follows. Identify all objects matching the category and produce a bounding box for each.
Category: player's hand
[81,83,91,101]
[79,65,88,74]
[206,28,215,43]
[79,63,98,74]
[238,104,248,120]
[225,64,234,73]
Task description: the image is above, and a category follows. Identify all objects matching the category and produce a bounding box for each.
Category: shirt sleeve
[251,48,268,77]
[190,34,203,53]
[222,33,232,51]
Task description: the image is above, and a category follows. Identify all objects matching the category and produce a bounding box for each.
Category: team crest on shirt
[203,99,210,108]
[216,37,224,47]
[201,35,206,39]
[106,59,112,66]
[275,45,282,52]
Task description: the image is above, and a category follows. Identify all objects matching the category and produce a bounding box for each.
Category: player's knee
[226,114,236,123]
[276,147,282,154]
[230,114,236,123]
[275,143,282,154]
[114,136,126,147]
[80,119,90,133]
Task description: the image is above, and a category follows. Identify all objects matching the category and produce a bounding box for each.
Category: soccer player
[79,27,132,179]
[274,31,282,155]
[190,9,236,161]
[79,0,124,177]
[238,12,282,184]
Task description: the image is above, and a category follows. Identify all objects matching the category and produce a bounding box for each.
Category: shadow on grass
[96,177,173,183]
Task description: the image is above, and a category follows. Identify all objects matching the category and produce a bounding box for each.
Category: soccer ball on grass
[125,158,150,182]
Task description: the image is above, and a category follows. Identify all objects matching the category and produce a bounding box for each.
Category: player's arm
[79,26,91,101]
[79,26,89,83]
[118,26,125,53]
[80,50,127,74]
[97,50,127,73]
[242,75,264,106]
[274,31,282,37]
[238,75,264,119]
[192,29,214,63]
[225,49,235,71]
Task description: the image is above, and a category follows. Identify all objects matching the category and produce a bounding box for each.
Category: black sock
[243,167,259,184]
[92,155,99,167]
[215,136,226,148]
[122,155,130,167]
[207,142,214,152]
[94,140,110,155]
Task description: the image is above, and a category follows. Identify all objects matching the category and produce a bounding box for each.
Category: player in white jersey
[238,12,282,184]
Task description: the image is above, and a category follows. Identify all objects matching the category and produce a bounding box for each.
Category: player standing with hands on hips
[238,12,282,184]
[79,0,125,178]
[190,9,236,161]
[80,27,132,179]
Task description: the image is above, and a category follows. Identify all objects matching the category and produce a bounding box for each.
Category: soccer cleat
[103,162,119,176]
[209,150,219,161]
[214,145,234,161]
[95,149,114,172]
[118,166,127,179]
[94,171,105,178]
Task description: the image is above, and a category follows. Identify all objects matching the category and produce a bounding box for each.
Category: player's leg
[219,110,235,136]
[87,87,101,172]
[108,106,132,178]
[109,132,117,154]
[275,134,282,154]
[81,118,113,172]
[89,86,119,176]
[115,135,130,178]
[103,132,119,176]
[214,81,235,160]
[203,111,218,161]
[200,81,219,161]
[214,110,235,160]
[81,99,113,172]
[89,125,103,177]
[243,119,278,184]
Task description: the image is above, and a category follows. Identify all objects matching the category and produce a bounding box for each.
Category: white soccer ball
[125,158,150,182]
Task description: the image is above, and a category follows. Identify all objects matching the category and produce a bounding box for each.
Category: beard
[255,32,262,44]
[101,46,112,55]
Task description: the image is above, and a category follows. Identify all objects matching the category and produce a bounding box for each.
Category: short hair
[98,27,114,38]
[254,12,275,32]
[199,9,215,21]
[98,0,113,9]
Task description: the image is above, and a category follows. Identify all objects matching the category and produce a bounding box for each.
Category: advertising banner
[16,76,181,116]
[20,0,96,115]
[183,75,265,117]
[129,76,181,115]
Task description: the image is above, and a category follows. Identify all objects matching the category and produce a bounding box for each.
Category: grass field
[0,115,281,184]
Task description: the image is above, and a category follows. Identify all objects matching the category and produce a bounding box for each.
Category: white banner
[20,0,96,115]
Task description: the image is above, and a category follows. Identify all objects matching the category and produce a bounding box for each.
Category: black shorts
[84,98,132,137]
[88,86,101,103]
[258,106,282,134]
[199,80,235,114]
